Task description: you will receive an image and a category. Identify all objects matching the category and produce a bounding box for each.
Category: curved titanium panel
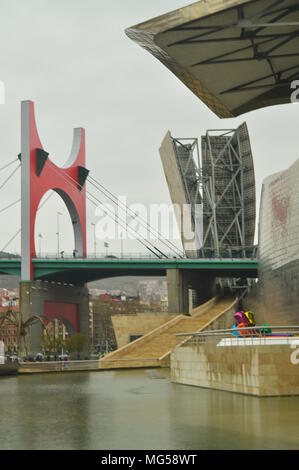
[258,158,299,324]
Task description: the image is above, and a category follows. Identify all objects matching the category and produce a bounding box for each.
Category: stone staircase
[98,296,236,370]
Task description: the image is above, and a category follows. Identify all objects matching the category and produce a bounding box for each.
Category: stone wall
[171,342,299,396]
[19,360,101,374]
[112,313,174,348]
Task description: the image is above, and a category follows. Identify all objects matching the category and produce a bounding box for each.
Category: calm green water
[0,369,299,450]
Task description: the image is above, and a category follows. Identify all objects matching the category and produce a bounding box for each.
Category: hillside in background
[0,273,166,292]
[88,276,165,293]
[0,252,19,259]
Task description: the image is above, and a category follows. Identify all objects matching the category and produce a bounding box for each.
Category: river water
[0,369,299,450]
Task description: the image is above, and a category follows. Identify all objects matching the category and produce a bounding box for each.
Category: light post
[120,232,124,259]
[104,241,109,257]
[91,222,96,258]
[38,233,43,257]
[56,212,62,258]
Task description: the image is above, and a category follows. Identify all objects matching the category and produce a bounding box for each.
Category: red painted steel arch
[21,101,87,280]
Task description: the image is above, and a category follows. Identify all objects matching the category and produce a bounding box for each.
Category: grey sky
[0,0,298,255]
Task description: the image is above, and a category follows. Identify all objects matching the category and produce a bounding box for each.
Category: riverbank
[18,360,100,374]
[0,363,18,376]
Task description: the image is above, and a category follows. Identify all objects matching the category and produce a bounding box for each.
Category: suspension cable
[38,191,54,210]
[85,193,164,257]
[88,175,184,257]
[0,164,21,191]
[0,198,21,214]
[48,165,169,258]
[65,171,166,257]
[1,159,182,257]
[0,165,181,258]
[87,175,184,258]
[0,158,19,173]
[0,189,54,253]
[1,229,21,253]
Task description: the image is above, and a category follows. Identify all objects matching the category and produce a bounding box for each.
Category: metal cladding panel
[126,0,299,118]
[159,131,199,255]
[258,159,299,324]
[239,122,256,242]
[159,131,189,209]
[259,167,295,272]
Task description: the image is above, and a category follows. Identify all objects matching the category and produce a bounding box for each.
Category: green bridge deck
[0,257,258,284]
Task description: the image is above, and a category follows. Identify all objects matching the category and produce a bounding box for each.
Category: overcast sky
[0,0,298,256]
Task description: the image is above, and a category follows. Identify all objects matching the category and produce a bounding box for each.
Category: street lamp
[91,222,97,258]
[38,233,43,257]
[104,241,109,257]
[120,232,124,259]
[56,212,63,258]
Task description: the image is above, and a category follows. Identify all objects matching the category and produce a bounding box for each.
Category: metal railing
[31,251,258,261]
[189,245,258,260]
[175,326,299,347]
[0,249,258,262]
[0,246,257,260]
[32,252,181,260]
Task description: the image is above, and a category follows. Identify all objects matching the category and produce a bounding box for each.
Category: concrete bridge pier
[167,269,189,314]
[19,281,90,356]
[191,275,216,309]
[167,269,216,314]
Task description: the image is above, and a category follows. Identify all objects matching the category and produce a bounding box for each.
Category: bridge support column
[19,281,90,356]
[19,281,32,355]
[167,269,189,314]
[167,270,216,315]
[192,276,216,308]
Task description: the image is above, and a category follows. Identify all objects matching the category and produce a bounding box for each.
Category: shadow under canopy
[126,0,299,117]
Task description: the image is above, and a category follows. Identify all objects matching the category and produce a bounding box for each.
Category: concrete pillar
[193,276,216,307]
[19,281,90,356]
[167,269,189,314]
[19,281,33,355]
[167,270,216,315]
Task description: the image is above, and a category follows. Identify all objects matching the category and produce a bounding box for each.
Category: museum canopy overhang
[126,0,299,118]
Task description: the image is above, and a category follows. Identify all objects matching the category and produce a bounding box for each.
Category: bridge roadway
[0,256,258,284]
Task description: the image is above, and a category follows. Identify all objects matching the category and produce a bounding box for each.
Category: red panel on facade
[44,301,79,332]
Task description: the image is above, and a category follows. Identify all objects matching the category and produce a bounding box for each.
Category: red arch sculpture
[21,100,88,280]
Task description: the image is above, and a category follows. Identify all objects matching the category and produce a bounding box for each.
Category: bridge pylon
[19,101,90,355]
[20,100,88,280]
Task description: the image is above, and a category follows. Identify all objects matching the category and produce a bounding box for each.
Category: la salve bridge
[0,253,258,284]
[0,101,258,352]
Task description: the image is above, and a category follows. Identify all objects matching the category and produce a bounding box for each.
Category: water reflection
[0,370,299,449]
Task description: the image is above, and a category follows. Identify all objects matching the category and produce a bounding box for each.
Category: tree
[41,335,65,357]
[66,333,88,359]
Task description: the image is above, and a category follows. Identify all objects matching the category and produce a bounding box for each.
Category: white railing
[176,325,299,347]
[32,252,258,261]
[1,250,258,261]
[33,252,181,260]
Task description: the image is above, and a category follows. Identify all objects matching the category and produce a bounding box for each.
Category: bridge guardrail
[0,248,258,262]
[175,326,299,347]
[30,247,258,261]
